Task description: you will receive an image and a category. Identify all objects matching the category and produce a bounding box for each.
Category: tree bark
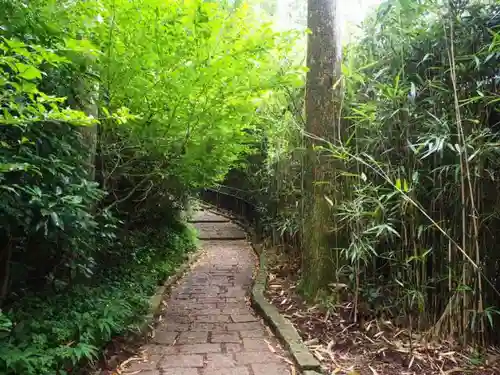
[76,73,99,181]
[302,0,342,294]
[306,0,340,140]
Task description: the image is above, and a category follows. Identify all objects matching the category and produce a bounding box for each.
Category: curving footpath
[123,210,297,375]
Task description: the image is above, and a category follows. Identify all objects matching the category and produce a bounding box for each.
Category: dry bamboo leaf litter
[263,248,500,375]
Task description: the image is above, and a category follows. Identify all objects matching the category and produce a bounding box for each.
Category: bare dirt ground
[263,245,500,375]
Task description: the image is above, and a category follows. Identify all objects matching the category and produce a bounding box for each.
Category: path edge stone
[143,246,204,331]
[91,237,203,375]
[198,200,322,374]
[250,244,322,374]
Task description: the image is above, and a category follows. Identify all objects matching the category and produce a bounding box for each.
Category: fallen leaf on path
[264,339,276,353]
[408,355,414,369]
[442,368,466,374]
[278,355,294,365]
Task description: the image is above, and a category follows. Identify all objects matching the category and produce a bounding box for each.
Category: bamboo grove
[334,0,500,345]
[224,0,500,345]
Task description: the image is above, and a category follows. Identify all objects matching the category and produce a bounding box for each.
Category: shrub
[0,223,196,375]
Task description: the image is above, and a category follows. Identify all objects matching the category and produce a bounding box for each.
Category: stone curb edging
[196,200,323,374]
[92,243,203,375]
[250,244,322,375]
[144,247,203,329]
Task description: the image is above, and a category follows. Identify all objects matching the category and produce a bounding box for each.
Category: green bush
[0,6,198,375]
[0,224,196,375]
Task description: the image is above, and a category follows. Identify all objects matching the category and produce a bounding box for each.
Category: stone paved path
[123,209,296,375]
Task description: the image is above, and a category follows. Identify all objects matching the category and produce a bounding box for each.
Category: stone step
[195,222,246,240]
[189,210,231,223]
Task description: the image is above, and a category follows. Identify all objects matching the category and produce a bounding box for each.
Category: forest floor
[263,246,500,375]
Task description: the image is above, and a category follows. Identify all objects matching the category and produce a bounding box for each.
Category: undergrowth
[0,223,196,375]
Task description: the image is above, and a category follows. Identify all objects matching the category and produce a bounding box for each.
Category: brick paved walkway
[123,210,295,375]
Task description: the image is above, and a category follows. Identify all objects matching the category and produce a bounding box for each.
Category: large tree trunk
[302,0,342,294]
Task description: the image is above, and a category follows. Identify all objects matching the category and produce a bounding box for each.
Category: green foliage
[0,0,300,374]
[95,0,302,224]
[0,37,95,125]
[0,17,127,373]
[0,35,109,295]
[0,225,196,375]
[331,0,500,343]
[0,30,112,296]
[226,0,500,346]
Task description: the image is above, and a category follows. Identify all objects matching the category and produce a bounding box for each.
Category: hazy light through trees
[271,0,381,43]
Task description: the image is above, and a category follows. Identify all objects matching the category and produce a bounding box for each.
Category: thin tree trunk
[77,74,99,181]
[67,38,99,182]
[0,240,12,307]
